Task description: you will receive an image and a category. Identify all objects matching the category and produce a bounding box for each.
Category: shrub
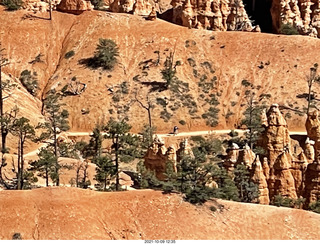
[12,233,22,240]
[280,23,299,35]
[89,38,119,70]
[90,0,104,9]
[179,120,186,125]
[2,0,23,10]
[210,206,217,212]
[309,200,320,214]
[65,50,75,59]
[19,70,39,96]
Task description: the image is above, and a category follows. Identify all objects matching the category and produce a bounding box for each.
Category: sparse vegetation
[86,38,119,70]
[279,23,299,35]
[1,0,23,10]
[19,70,39,96]
[65,50,75,59]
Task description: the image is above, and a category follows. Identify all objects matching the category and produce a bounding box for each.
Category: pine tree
[38,89,70,186]
[94,156,116,191]
[241,81,269,152]
[0,43,17,188]
[29,147,56,186]
[11,117,35,190]
[211,165,239,201]
[84,124,104,159]
[234,164,259,203]
[103,119,140,191]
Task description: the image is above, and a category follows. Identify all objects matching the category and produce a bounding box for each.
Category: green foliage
[179,120,186,125]
[309,200,320,214]
[2,0,23,10]
[103,119,140,190]
[279,23,299,35]
[191,136,222,163]
[202,106,220,127]
[234,164,259,203]
[241,84,269,152]
[210,206,217,212]
[90,0,105,9]
[22,170,38,189]
[272,195,306,209]
[19,70,39,96]
[37,89,70,186]
[29,147,57,186]
[94,156,116,191]
[211,166,239,201]
[64,50,75,59]
[82,124,104,159]
[12,233,22,240]
[139,125,157,151]
[161,52,178,88]
[136,160,162,189]
[185,186,214,204]
[89,38,119,70]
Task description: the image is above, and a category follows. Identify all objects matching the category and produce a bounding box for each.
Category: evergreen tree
[29,147,56,186]
[0,43,16,188]
[241,81,270,152]
[211,165,239,201]
[306,63,320,114]
[38,89,70,186]
[84,124,104,159]
[11,117,35,190]
[234,164,259,203]
[94,156,116,191]
[103,119,140,191]
[90,39,119,70]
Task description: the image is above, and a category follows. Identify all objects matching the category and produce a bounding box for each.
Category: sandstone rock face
[56,0,93,14]
[251,156,269,205]
[144,136,168,180]
[237,144,255,169]
[171,0,255,31]
[269,151,297,200]
[304,161,320,206]
[262,103,291,167]
[306,111,320,159]
[304,137,315,162]
[144,136,178,180]
[23,0,61,12]
[271,0,320,38]
[110,0,152,15]
[223,143,239,173]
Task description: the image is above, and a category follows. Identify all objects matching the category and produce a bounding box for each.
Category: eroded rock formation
[261,103,291,167]
[171,0,256,31]
[271,0,320,37]
[251,156,270,204]
[304,160,320,206]
[56,0,93,14]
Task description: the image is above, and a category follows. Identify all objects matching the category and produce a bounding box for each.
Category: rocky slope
[1,7,320,134]
[0,187,320,240]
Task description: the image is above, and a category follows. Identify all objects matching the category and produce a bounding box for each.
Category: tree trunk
[17,139,21,190]
[49,0,52,20]
[307,83,312,115]
[53,116,59,186]
[45,168,49,187]
[20,138,24,190]
[115,136,119,191]
[104,174,107,191]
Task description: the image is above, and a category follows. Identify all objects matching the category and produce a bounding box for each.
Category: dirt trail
[0,187,319,240]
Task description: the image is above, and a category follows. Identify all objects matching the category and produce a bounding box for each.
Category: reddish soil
[1,7,320,134]
[0,187,319,240]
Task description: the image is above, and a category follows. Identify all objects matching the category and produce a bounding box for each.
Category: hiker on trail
[173,126,178,135]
